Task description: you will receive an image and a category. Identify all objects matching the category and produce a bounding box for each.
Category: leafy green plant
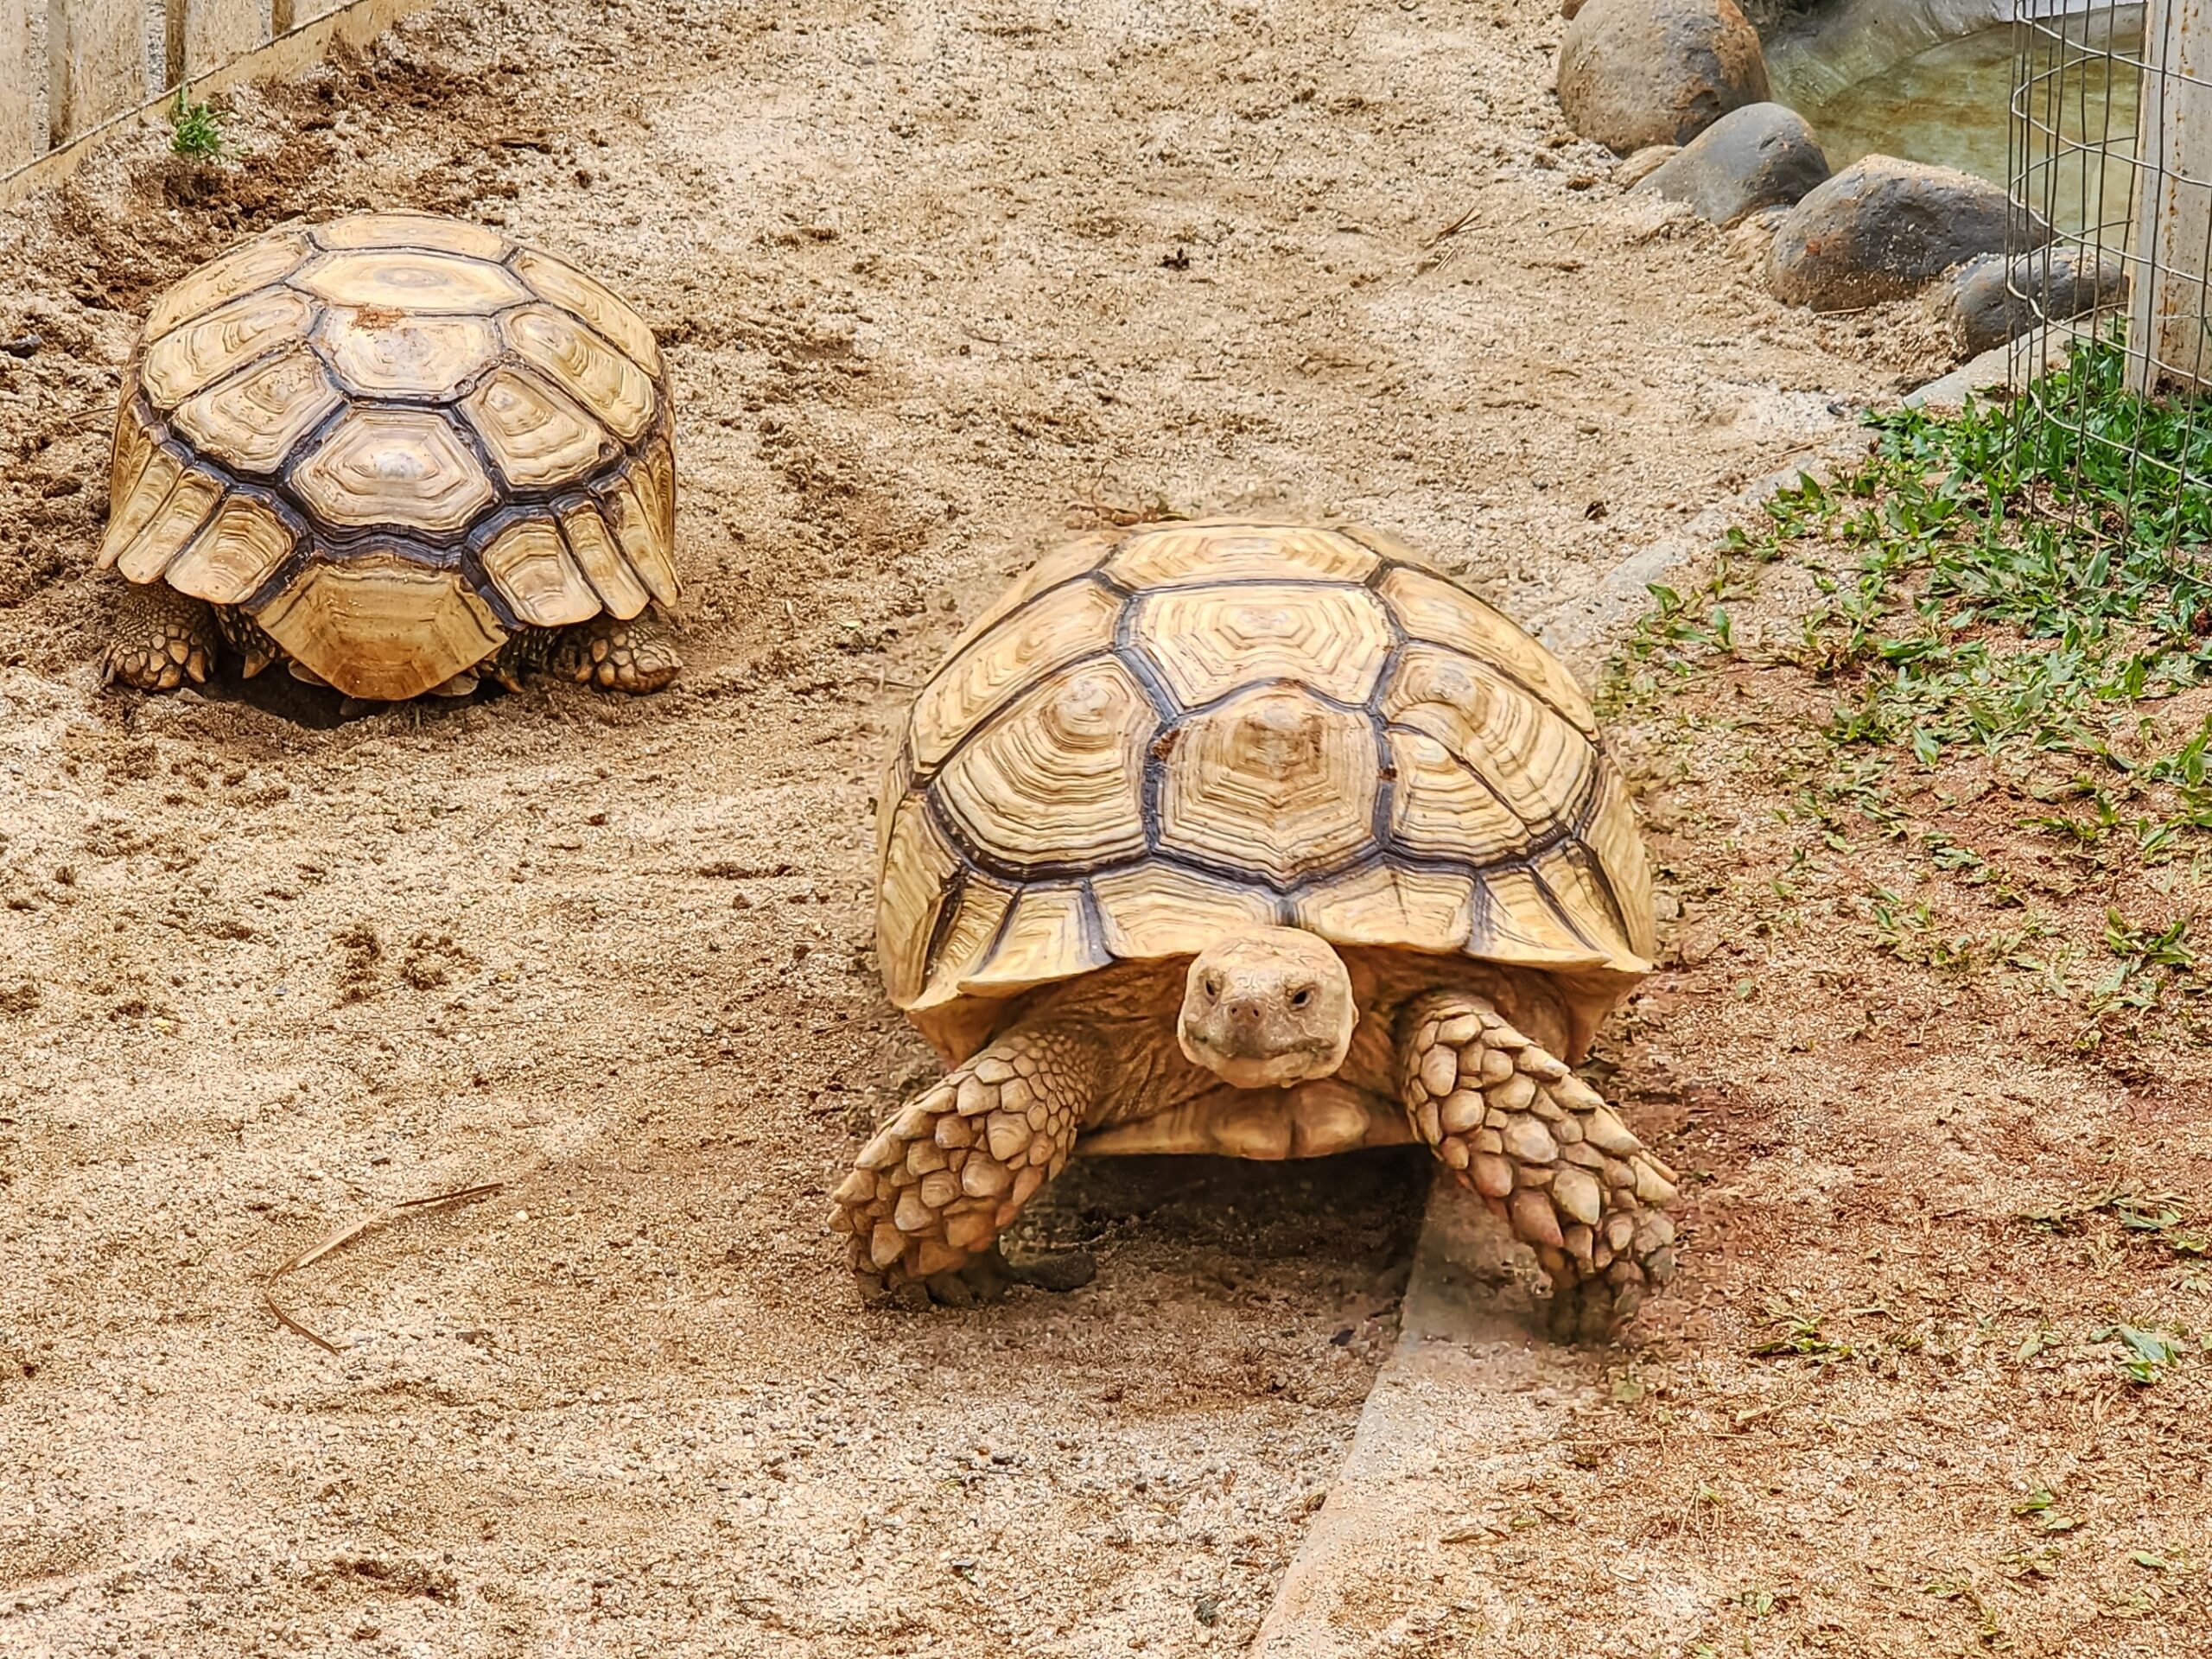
[2018,1187,2210,1255]
[169,88,228,160]
[1749,1302,1855,1365]
[1625,334,2212,866]
[2097,1323,2184,1384]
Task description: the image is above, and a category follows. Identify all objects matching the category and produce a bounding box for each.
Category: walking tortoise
[833,519,1679,1337]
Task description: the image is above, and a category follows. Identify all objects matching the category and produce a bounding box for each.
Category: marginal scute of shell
[251,554,506,702]
[480,517,601,627]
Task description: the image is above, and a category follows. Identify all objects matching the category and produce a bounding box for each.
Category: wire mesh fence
[2006,0,2212,543]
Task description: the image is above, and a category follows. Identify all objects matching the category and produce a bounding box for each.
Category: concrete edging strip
[1249,1176,1592,1656]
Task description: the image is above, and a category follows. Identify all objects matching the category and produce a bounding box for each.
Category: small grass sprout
[169,88,229,160]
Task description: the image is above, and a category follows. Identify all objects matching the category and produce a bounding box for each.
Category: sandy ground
[0,2,1941,1654]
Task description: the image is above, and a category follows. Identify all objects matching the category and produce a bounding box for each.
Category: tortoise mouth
[1176,1017,1351,1090]
[1192,1045,1344,1090]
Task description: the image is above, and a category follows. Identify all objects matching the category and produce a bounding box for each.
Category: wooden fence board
[181,0,268,79]
[0,0,37,172]
[48,0,146,143]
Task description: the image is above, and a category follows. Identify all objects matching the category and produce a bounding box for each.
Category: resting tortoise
[96,212,680,702]
[832,519,1680,1336]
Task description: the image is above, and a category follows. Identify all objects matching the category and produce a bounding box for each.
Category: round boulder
[1558,0,1771,155]
[1943,246,2127,355]
[1768,155,2017,312]
[1631,102,1830,226]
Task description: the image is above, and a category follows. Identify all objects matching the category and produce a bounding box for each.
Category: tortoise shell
[876,520,1657,1062]
[97,212,677,701]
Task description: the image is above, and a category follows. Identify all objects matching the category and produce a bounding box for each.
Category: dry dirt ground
[0,2,1973,1655]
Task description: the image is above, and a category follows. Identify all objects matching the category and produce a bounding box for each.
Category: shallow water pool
[1793,22,2142,236]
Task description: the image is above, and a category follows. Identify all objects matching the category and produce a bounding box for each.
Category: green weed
[1627,335,2212,862]
[1749,1302,1856,1366]
[2097,1323,2185,1385]
[169,88,228,160]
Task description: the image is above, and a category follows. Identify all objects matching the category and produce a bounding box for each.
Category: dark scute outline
[892,522,1647,994]
[120,231,674,637]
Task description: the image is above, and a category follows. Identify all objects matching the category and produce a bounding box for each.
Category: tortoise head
[1177,926,1357,1090]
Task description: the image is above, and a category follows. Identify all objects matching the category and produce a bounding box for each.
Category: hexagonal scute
[1133,582,1392,709]
[251,553,507,702]
[138,289,317,410]
[170,346,345,477]
[461,365,612,490]
[1385,727,1527,859]
[512,247,661,374]
[1381,642,1592,833]
[505,306,657,442]
[1104,522,1380,591]
[294,249,531,315]
[143,228,311,341]
[907,578,1124,772]
[310,213,510,262]
[1379,564,1598,737]
[1156,685,1379,887]
[317,308,502,398]
[289,410,498,537]
[933,657,1155,872]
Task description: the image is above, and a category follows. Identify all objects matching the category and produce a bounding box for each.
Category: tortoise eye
[1290,987,1313,1008]
[1203,977,1221,1001]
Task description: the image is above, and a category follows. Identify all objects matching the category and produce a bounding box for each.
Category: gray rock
[1768,155,2017,312]
[1943,246,2127,355]
[1632,102,1830,226]
[1558,0,1771,155]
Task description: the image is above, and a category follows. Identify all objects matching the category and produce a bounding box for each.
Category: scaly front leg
[1398,992,1680,1341]
[830,1021,1107,1298]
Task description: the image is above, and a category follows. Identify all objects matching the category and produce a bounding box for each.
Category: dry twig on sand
[263,1182,505,1352]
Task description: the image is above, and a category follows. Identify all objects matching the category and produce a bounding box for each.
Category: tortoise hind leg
[830,1020,1107,1303]
[102,586,219,691]
[1397,992,1681,1343]
[548,614,682,694]
[212,605,283,681]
